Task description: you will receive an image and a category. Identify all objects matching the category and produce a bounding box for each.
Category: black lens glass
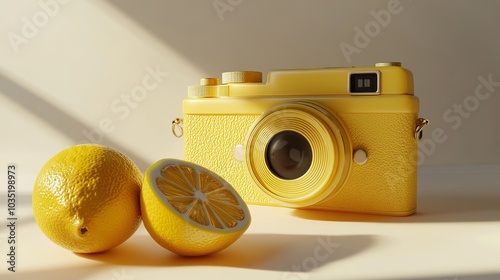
[265,131,313,180]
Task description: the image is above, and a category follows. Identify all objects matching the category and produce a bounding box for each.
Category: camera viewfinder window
[349,73,379,94]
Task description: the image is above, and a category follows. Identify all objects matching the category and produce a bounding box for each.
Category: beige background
[1,0,499,194]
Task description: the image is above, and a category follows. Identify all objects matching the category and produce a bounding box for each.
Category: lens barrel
[245,102,351,207]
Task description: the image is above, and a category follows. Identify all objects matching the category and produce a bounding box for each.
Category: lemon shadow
[76,233,377,271]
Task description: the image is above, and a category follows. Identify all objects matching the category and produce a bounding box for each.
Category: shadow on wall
[0,73,150,171]
[101,0,364,74]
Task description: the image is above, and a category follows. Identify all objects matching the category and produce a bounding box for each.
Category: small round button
[200,78,219,86]
[353,149,368,165]
[234,144,244,162]
[222,71,262,84]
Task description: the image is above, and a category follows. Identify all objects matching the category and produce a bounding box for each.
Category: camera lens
[246,103,351,207]
[265,131,313,180]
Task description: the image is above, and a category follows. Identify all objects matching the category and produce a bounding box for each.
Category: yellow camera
[178,62,428,216]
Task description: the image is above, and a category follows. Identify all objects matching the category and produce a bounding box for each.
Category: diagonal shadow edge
[0,73,150,171]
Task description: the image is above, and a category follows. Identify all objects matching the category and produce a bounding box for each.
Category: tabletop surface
[1,165,500,280]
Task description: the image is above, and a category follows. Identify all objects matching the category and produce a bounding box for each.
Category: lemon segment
[141,159,251,256]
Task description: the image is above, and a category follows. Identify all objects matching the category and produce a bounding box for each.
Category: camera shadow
[76,232,378,272]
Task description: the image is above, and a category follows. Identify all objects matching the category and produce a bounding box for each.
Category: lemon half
[141,159,251,256]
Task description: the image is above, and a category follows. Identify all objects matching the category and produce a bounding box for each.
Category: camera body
[181,62,423,216]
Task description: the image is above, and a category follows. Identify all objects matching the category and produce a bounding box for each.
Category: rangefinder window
[349,72,379,94]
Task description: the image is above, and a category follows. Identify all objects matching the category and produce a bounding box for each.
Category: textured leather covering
[184,112,418,216]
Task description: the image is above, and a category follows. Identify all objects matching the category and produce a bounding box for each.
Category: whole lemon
[32,144,142,253]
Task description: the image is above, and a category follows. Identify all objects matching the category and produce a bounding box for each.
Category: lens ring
[244,102,352,207]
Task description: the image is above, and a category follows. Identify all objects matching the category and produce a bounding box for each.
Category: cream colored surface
[1,166,500,279]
